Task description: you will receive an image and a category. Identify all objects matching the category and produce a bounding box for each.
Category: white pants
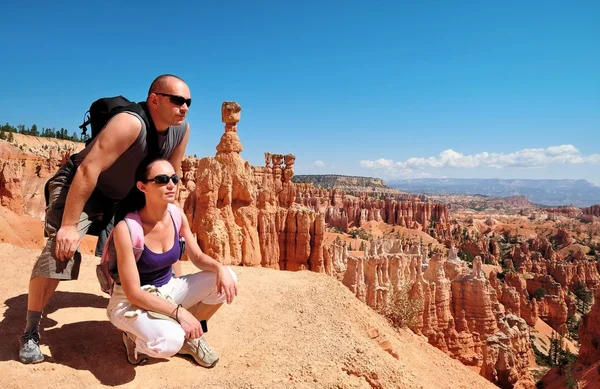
[106,267,237,359]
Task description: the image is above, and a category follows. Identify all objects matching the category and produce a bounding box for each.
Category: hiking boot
[19,331,44,364]
[178,335,219,368]
[122,332,149,365]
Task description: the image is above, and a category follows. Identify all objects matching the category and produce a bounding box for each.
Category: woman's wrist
[171,304,183,322]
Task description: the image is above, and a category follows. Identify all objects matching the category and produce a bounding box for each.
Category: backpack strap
[123,211,145,261]
[123,205,182,260]
[167,203,183,236]
[138,102,160,159]
[167,203,186,259]
[98,205,185,295]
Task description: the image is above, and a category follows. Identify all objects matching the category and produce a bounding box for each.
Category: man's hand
[55,225,80,261]
[216,267,238,304]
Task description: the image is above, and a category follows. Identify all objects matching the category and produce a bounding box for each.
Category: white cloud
[360,145,600,176]
[314,160,325,168]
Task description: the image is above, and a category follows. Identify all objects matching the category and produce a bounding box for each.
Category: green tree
[573,282,593,314]
[566,315,579,341]
[532,288,547,301]
[30,124,39,136]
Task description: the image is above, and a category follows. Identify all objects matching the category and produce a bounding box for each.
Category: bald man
[19,74,191,364]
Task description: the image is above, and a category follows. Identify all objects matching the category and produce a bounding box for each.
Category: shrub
[385,282,423,330]
[532,288,548,301]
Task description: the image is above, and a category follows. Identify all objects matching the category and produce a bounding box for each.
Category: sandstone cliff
[295,184,451,240]
[582,204,600,217]
[181,102,324,271]
[578,288,600,365]
[0,138,81,219]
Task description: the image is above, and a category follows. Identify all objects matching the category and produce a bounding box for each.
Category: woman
[106,157,238,368]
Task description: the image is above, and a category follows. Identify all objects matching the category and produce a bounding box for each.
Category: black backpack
[42,96,161,238]
[79,95,159,158]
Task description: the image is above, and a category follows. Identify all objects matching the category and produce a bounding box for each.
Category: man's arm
[56,113,142,261]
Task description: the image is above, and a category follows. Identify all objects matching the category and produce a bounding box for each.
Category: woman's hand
[176,307,203,339]
[216,267,238,304]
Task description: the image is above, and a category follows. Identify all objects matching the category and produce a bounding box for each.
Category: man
[19,74,191,364]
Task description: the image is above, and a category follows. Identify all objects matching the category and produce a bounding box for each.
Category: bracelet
[171,304,183,323]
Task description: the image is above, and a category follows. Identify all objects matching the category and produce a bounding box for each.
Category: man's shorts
[31,160,107,281]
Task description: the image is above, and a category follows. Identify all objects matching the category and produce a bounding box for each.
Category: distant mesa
[388,177,600,207]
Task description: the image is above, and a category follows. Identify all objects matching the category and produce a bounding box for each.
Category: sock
[25,310,42,335]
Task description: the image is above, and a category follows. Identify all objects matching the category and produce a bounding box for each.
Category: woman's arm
[178,208,238,304]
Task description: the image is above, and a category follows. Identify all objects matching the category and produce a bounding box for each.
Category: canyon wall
[295,184,452,240]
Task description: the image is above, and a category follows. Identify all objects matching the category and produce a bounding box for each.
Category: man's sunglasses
[155,93,192,108]
[144,174,180,185]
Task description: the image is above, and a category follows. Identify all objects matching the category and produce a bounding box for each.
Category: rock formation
[497,271,538,326]
[183,102,325,271]
[295,184,451,238]
[341,244,534,388]
[578,288,600,365]
[0,140,81,219]
[582,204,600,218]
[0,159,24,214]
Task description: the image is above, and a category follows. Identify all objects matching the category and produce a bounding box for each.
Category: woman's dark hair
[115,156,169,220]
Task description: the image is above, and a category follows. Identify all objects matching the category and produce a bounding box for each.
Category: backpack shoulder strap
[167,203,186,260]
[138,102,160,159]
[167,203,183,236]
[124,211,145,260]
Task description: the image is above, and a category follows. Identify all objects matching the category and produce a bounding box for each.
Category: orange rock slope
[0,137,82,219]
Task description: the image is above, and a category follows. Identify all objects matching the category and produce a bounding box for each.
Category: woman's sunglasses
[144,174,180,185]
[155,92,192,108]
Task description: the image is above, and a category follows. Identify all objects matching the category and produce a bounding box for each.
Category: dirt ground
[0,243,497,389]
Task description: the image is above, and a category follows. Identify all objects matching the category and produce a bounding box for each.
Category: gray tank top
[73,112,187,200]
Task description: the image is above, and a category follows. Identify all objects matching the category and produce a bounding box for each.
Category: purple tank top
[136,220,180,287]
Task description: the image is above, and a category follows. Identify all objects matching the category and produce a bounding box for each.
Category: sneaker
[19,331,44,364]
[122,332,149,365]
[178,335,219,368]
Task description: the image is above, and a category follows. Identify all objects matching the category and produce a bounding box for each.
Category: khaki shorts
[31,160,107,281]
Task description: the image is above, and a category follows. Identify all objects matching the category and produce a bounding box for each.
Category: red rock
[184,102,324,271]
[578,288,600,365]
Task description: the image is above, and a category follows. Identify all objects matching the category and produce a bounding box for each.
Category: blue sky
[1,1,598,184]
